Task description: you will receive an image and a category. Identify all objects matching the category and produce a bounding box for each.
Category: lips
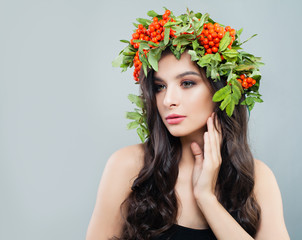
[165,114,186,124]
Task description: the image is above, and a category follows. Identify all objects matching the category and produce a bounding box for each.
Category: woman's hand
[191,112,223,203]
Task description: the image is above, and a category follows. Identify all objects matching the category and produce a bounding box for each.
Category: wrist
[196,193,218,210]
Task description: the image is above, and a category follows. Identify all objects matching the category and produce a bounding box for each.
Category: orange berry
[214,37,220,43]
[165,9,171,15]
[212,46,218,53]
[214,23,220,28]
[218,32,224,39]
[225,26,231,31]
[163,14,168,20]
[208,23,214,29]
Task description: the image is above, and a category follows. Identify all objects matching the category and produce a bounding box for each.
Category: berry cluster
[237,74,256,89]
[130,9,176,81]
[198,23,236,55]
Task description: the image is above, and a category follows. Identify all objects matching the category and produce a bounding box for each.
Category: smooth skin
[86,52,290,240]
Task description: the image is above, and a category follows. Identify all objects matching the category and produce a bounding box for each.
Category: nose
[163,84,180,108]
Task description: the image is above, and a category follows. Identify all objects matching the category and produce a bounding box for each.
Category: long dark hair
[113,51,261,239]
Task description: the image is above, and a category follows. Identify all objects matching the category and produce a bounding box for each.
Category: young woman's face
[154,51,215,138]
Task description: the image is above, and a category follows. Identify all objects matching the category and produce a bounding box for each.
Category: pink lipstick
[165,114,186,124]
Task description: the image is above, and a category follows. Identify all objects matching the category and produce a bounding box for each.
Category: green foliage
[113,8,264,139]
[126,94,149,142]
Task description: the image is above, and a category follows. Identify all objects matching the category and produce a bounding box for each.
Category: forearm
[197,195,253,240]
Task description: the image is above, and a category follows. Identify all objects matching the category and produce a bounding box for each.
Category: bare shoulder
[85,144,145,240]
[254,159,275,189]
[107,143,145,175]
[253,158,279,207]
[253,159,290,239]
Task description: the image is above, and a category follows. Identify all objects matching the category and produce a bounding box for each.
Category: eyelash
[154,81,196,92]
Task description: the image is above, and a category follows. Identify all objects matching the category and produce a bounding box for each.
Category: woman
[86,9,290,240]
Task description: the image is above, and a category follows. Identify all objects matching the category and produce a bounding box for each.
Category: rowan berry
[212,47,218,53]
[149,26,155,32]
[132,33,139,39]
[218,32,224,39]
[163,14,168,20]
[207,48,212,54]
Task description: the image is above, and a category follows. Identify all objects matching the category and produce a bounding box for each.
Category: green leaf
[128,94,144,108]
[232,85,242,102]
[211,67,219,80]
[138,42,150,51]
[212,85,232,102]
[188,50,199,61]
[219,31,231,52]
[148,48,162,71]
[147,10,159,17]
[252,97,263,103]
[220,94,231,111]
[222,49,238,59]
[192,40,199,50]
[142,62,147,77]
[125,111,141,120]
[235,64,257,71]
[137,127,147,143]
[164,27,170,45]
[164,21,182,27]
[226,99,235,117]
[120,39,130,44]
[136,18,152,26]
[122,51,136,56]
[127,121,139,130]
[213,52,222,62]
[239,34,257,46]
[112,53,124,68]
[197,54,212,67]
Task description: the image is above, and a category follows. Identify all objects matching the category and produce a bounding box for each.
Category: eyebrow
[153,71,201,82]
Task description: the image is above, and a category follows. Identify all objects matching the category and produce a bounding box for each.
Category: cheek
[155,96,164,116]
[188,88,214,113]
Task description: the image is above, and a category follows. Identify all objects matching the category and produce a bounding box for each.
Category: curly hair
[112,50,261,240]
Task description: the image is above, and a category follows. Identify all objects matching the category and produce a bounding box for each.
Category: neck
[179,127,206,167]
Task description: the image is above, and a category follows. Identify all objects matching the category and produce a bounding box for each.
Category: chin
[166,124,207,139]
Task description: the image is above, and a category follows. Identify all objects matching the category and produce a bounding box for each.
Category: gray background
[1,0,301,239]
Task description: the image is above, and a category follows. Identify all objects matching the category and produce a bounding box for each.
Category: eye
[182,81,196,88]
[154,84,166,92]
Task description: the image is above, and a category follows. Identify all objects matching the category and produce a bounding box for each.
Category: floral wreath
[112,8,264,142]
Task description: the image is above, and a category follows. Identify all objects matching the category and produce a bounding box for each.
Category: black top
[153,224,217,240]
